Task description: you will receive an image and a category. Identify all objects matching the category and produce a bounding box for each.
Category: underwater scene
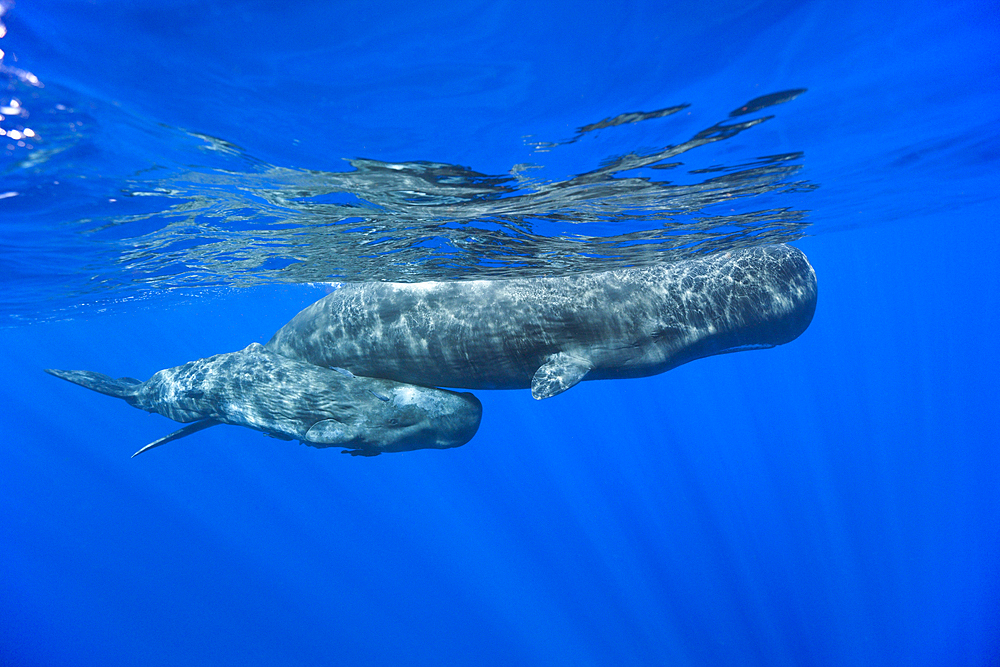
[2,0,998,665]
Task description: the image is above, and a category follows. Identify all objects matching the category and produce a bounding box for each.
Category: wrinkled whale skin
[266,244,818,399]
[46,343,482,456]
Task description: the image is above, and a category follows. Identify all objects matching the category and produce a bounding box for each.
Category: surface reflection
[103,90,814,287]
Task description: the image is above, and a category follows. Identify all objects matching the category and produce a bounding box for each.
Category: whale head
[636,244,819,372]
[714,244,818,350]
[305,381,483,456]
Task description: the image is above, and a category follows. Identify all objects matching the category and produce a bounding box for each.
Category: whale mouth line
[717,343,777,354]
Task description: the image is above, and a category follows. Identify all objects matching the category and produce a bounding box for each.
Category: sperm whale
[46,343,482,457]
[266,244,817,399]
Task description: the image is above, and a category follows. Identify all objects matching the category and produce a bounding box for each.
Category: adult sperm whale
[266,244,818,399]
[46,343,482,457]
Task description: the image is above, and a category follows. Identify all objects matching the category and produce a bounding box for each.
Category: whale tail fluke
[45,368,143,399]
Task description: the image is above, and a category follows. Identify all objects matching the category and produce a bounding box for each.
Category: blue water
[3,1,999,665]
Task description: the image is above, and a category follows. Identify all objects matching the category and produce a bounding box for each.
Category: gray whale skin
[46,343,482,457]
[267,244,818,399]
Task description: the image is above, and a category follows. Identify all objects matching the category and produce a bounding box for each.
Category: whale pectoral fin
[304,419,355,446]
[531,352,592,400]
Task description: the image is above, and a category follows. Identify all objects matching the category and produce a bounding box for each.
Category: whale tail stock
[45,368,221,457]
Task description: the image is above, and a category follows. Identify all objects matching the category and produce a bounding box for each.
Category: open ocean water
[2,1,998,665]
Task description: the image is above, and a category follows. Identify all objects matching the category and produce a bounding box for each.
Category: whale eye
[389,418,399,426]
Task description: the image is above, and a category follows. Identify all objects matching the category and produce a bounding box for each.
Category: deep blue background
[2,1,999,665]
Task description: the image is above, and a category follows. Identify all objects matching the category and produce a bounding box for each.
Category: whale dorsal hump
[531,352,592,400]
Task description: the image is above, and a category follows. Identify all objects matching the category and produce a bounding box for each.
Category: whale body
[266,244,817,399]
[46,343,482,456]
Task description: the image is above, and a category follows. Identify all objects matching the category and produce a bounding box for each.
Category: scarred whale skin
[266,244,818,399]
[46,343,482,456]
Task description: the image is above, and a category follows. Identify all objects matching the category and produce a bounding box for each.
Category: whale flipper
[341,448,381,457]
[531,352,592,400]
[45,368,141,399]
[131,419,219,458]
[303,419,354,446]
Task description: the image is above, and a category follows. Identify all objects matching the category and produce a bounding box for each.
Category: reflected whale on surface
[267,244,818,399]
[46,343,482,457]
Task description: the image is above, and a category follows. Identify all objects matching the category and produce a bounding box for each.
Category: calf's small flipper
[304,419,353,446]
